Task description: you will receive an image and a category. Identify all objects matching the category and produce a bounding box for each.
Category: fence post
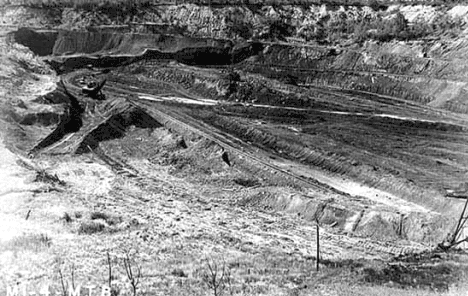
[316,222,320,272]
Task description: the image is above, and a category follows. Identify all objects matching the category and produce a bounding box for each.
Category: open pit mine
[1,1,468,295]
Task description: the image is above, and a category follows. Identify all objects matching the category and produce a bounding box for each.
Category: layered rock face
[5,3,468,114]
[248,43,468,113]
[154,3,468,114]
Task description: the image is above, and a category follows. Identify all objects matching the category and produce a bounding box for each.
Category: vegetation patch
[78,221,105,234]
[90,211,122,225]
[0,233,52,252]
[62,212,73,223]
[233,177,260,187]
[361,263,455,291]
[34,170,66,186]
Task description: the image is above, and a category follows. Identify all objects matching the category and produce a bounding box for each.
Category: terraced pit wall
[249,44,468,114]
[9,29,264,72]
[12,27,468,114]
[7,2,468,114]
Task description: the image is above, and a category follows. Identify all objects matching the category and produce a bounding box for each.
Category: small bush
[201,257,233,296]
[78,221,105,234]
[171,268,187,277]
[90,211,109,221]
[90,211,122,225]
[229,21,253,40]
[34,170,66,186]
[63,212,72,223]
[368,0,384,11]
[233,177,260,187]
[269,20,295,41]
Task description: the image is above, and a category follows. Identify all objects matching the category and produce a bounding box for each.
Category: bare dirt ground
[1,123,468,296]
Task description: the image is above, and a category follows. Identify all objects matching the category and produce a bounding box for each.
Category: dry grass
[3,0,157,9]
[318,282,468,296]
[0,0,452,9]
[78,221,105,234]
[0,233,51,252]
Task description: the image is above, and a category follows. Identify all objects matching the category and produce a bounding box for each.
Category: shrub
[233,177,260,187]
[78,221,105,234]
[266,20,294,41]
[171,268,187,277]
[63,212,73,223]
[201,257,232,296]
[229,21,253,40]
[90,211,109,221]
[34,169,66,185]
[368,0,384,11]
[90,211,122,225]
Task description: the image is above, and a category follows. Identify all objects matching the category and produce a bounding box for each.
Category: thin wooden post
[316,222,320,272]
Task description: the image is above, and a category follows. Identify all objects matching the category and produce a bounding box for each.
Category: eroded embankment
[29,83,83,154]
[9,28,264,72]
[242,191,449,244]
[75,105,162,154]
